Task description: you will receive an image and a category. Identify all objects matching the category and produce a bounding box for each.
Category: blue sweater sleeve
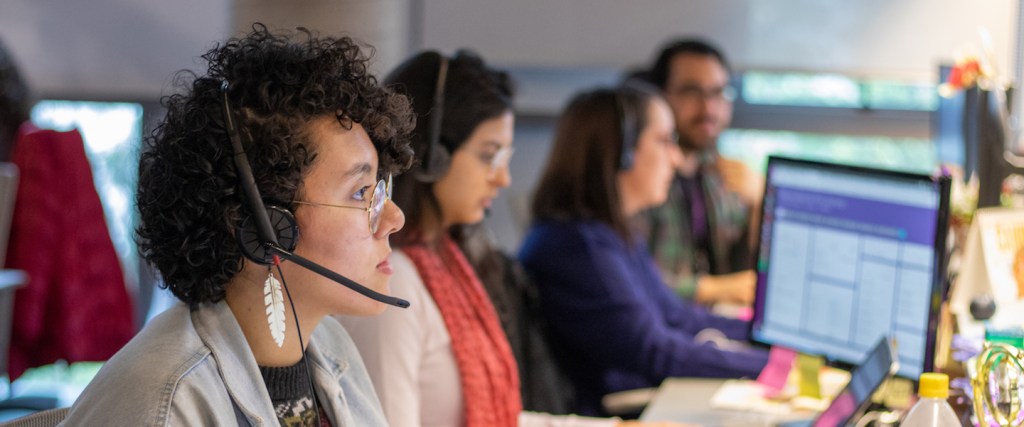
[520,221,767,382]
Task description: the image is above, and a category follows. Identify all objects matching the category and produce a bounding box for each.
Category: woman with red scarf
[339,51,682,427]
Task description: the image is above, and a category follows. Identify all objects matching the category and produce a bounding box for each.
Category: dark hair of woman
[530,84,661,241]
[385,49,514,246]
[135,24,415,305]
[0,39,30,162]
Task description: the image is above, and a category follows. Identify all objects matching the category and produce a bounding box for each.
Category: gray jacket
[58,301,388,426]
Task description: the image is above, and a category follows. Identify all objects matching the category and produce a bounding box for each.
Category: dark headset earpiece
[237,205,299,265]
[415,54,451,182]
[221,82,299,265]
[615,91,639,170]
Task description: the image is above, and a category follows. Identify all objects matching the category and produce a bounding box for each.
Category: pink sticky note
[757,345,796,397]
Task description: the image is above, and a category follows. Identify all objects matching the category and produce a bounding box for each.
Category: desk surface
[640,378,807,427]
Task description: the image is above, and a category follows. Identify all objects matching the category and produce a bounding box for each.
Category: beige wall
[0,0,232,98]
[0,0,1017,97]
[423,0,1016,82]
[232,0,412,77]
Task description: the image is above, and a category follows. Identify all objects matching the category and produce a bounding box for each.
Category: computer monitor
[751,156,951,379]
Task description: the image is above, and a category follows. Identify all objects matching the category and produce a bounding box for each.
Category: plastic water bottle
[900,373,960,426]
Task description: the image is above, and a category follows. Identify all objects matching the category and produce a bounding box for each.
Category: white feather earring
[264,268,286,347]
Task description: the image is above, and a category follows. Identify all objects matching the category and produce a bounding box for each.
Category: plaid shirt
[635,154,755,300]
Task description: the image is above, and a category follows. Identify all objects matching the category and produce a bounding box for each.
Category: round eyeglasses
[293,174,393,234]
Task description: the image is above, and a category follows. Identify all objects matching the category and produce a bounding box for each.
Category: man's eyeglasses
[480,145,514,178]
[670,85,737,104]
[293,174,393,234]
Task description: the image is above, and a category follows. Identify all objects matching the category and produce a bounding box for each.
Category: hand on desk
[695,270,756,306]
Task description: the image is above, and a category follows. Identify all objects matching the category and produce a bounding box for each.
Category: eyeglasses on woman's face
[477,145,514,178]
[293,174,393,234]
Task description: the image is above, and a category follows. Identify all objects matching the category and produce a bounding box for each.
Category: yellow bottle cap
[918,372,949,399]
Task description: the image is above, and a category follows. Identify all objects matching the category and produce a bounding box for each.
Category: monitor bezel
[748,155,951,380]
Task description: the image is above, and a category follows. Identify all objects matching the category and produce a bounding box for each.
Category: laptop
[777,337,899,427]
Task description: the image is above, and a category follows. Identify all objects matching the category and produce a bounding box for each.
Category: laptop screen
[812,338,897,427]
[751,156,950,379]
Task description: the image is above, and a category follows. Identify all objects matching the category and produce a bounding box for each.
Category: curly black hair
[136,24,415,304]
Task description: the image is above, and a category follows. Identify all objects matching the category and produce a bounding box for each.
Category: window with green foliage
[729,71,942,174]
[718,129,938,176]
[864,80,939,111]
[742,71,939,111]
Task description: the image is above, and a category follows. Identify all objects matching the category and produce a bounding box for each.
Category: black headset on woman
[222,81,410,309]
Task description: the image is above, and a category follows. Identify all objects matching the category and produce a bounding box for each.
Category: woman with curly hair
[59,24,414,426]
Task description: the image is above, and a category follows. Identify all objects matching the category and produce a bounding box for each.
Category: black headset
[614,90,640,170]
[221,81,410,309]
[414,54,450,182]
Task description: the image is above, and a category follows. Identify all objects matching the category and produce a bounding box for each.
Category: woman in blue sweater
[518,84,768,416]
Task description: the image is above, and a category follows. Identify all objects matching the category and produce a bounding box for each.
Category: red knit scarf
[402,237,522,427]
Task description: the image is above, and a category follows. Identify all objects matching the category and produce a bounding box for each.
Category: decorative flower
[950,57,980,89]
[938,29,1003,98]
[939,56,985,97]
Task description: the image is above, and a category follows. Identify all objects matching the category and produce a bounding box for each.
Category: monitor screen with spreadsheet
[750,156,950,379]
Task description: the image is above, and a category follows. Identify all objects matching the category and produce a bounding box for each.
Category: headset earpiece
[415,54,451,182]
[237,205,299,265]
[615,91,639,171]
[418,139,451,181]
[221,82,301,265]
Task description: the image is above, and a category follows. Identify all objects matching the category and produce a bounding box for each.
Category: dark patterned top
[259,359,332,427]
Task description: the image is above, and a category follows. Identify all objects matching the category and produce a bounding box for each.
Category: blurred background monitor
[750,156,951,379]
